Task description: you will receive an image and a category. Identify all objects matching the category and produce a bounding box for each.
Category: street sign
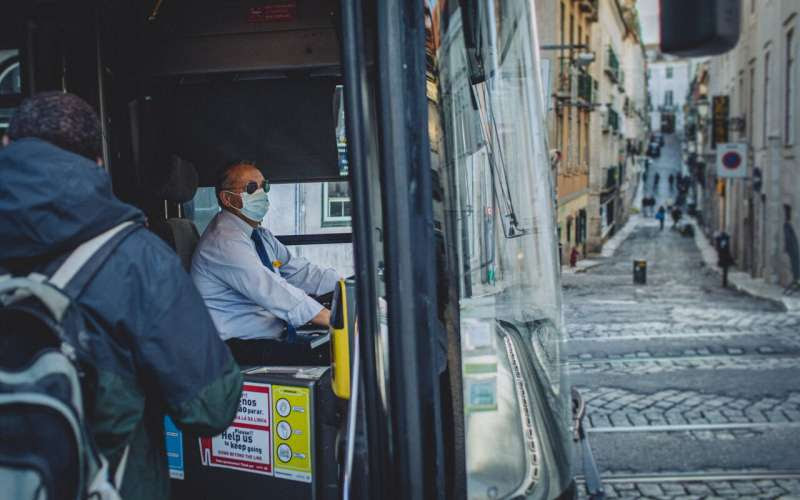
[712,96,729,148]
[716,143,747,178]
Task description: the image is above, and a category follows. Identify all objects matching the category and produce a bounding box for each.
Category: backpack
[0,221,139,500]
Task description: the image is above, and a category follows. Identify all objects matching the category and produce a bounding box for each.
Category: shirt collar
[219,209,259,236]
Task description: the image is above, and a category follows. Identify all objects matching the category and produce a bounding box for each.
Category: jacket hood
[0,138,144,260]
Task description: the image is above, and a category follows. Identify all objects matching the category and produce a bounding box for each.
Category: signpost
[716,143,747,178]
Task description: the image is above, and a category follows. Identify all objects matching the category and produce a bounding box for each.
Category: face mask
[238,189,269,222]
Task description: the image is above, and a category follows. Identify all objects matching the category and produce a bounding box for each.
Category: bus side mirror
[660,0,741,57]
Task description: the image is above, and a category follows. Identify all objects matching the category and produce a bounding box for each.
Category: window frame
[321,181,352,227]
[665,66,673,79]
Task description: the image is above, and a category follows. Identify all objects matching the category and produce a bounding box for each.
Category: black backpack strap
[48,221,141,298]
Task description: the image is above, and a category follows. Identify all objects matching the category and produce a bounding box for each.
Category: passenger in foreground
[191,161,339,364]
[0,92,243,500]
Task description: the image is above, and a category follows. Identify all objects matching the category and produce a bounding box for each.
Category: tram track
[567,329,800,343]
[587,420,800,433]
[575,470,800,484]
[573,421,800,498]
[566,352,800,367]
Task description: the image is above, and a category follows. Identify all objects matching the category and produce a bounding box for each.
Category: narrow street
[564,136,800,499]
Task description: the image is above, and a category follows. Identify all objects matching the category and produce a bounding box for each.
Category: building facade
[538,0,648,259]
[687,0,800,288]
[538,0,595,263]
[646,52,691,134]
[586,0,647,252]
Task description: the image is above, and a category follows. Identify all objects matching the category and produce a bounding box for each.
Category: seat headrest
[158,155,199,203]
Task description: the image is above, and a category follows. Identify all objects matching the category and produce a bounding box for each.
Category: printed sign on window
[199,382,273,476]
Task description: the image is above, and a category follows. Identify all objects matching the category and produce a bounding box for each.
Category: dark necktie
[251,228,298,343]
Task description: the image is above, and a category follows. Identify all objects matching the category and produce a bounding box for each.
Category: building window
[763,51,771,146]
[664,90,673,107]
[566,218,572,243]
[322,182,351,226]
[786,28,795,145]
[666,66,673,79]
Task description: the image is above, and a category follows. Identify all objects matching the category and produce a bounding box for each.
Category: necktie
[251,229,297,343]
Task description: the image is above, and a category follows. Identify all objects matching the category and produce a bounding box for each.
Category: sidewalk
[689,218,800,313]
[561,258,602,274]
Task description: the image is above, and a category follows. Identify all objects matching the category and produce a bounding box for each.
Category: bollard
[633,260,647,284]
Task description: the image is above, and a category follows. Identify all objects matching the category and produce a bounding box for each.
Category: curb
[688,218,800,313]
[601,215,642,258]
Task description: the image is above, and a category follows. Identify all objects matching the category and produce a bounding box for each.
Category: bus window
[186,181,354,277]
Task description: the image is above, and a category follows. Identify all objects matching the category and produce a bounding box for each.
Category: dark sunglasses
[242,180,270,194]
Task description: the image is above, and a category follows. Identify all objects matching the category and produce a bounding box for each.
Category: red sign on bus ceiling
[247,3,296,23]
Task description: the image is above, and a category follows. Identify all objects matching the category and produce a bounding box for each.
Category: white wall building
[637,0,691,134]
[587,0,646,249]
[696,0,800,288]
[646,52,691,133]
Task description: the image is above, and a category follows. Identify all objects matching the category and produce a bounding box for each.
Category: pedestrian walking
[570,246,579,268]
[671,206,682,228]
[715,232,734,287]
[654,173,660,188]
[656,206,666,230]
[668,174,674,190]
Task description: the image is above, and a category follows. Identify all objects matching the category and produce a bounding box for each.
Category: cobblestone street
[563,137,800,499]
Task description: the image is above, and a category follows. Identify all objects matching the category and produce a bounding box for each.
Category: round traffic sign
[721,151,742,169]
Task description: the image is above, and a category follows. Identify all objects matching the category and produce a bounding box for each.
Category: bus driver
[191,161,340,364]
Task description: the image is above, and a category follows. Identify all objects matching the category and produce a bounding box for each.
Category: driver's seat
[150,155,201,271]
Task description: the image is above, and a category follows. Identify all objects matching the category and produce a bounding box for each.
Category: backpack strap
[49,221,139,296]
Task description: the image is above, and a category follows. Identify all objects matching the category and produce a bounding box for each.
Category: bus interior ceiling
[7,0,357,206]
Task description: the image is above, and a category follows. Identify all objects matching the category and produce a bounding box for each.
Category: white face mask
[225,188,269,222]
[238,189,270,222]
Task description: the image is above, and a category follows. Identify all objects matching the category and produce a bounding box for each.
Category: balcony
[603,107,620,134]
[605,46,620,83]
[555,61,572,100]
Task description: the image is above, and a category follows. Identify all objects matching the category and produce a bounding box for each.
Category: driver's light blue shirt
[191,210,339,340]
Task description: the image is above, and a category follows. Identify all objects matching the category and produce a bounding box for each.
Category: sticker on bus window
[465,376,498,412]
[198,382,273,476]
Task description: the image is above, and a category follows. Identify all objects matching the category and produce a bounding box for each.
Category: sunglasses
[240,180,270,195]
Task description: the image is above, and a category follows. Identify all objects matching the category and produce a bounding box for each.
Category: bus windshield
[434,1,570,497]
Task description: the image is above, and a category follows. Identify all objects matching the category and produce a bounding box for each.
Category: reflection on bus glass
[436,1,570,497]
